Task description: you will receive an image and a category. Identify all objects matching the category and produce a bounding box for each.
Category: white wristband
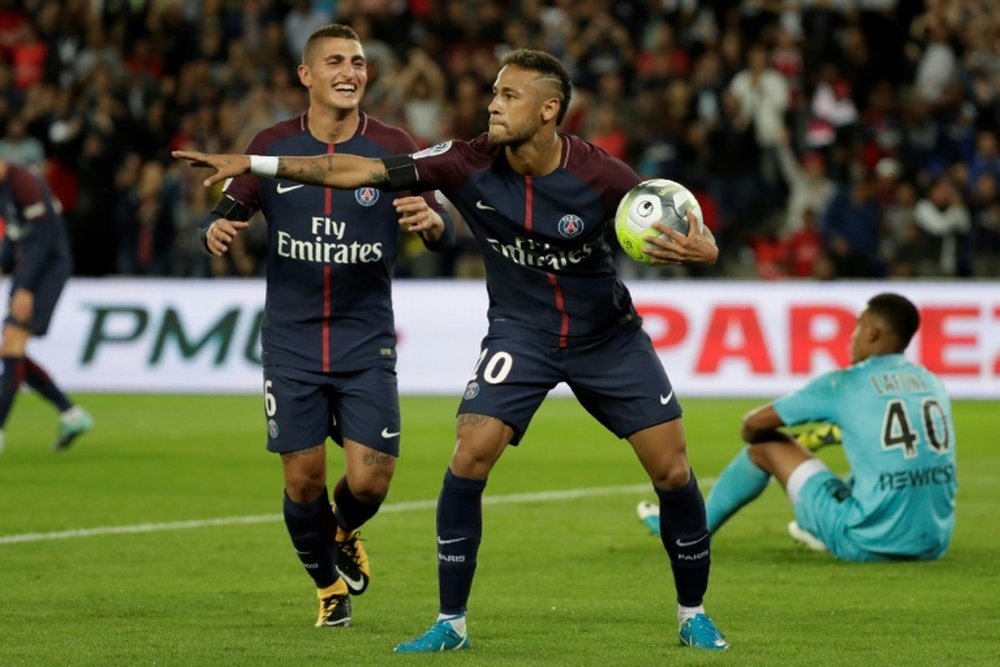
[249,155,279,178]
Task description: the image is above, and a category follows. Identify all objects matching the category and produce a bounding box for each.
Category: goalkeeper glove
[796,424,842,452]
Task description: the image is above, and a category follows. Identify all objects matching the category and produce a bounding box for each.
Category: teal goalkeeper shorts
[794,470,948,563]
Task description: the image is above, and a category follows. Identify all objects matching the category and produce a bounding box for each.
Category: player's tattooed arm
[274,155,388,188]
[173,150,388,189]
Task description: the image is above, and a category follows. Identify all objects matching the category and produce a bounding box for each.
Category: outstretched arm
[172,150,391,190]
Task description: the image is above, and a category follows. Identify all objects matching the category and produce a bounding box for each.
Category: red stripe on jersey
[524,175,533,232]
[547,274,569,348]
[526,176,569,347]
[322,142,335,372]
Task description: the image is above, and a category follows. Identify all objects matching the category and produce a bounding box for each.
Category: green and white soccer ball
[614,179,703,264]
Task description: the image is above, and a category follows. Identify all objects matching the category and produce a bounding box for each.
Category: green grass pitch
[1,393,997,666]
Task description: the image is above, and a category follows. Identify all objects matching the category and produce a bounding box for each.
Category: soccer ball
[614,179,703,264]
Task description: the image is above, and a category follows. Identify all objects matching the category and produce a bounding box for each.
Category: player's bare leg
[394,414,511,653]
[630,418,728,651]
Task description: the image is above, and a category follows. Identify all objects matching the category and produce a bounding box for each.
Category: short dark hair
[867,293,920,349]
[500,48,572,125]
[303,24,361,64]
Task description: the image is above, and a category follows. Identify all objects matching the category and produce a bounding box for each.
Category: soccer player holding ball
[177,49,726,652]
[196,25,454,628]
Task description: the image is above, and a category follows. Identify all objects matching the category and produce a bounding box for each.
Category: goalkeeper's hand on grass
[796,424,842,452]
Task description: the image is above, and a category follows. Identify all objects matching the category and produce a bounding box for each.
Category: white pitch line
[0,482,687,546]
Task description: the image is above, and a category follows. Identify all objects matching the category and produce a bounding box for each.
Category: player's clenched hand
[394,196,445,241]
[172,151,251,187]
[206,219,250,256]
[643,209,718,266]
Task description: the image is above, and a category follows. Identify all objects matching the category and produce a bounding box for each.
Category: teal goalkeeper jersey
[773,354,957,558]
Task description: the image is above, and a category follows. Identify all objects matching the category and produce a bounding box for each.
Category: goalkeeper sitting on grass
[639,293,957,562]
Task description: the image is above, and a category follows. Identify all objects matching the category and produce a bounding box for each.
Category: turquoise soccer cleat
[679,613,730,651]
[636,500,661,537]
[393,617,470,653]
[53,406,93,451]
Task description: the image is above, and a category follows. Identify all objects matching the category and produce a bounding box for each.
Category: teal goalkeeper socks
[705,447,771,533]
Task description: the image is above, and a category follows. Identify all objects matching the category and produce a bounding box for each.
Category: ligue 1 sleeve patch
[412,141,453,159]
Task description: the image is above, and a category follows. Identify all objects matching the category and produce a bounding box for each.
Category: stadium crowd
[0,0,997,281]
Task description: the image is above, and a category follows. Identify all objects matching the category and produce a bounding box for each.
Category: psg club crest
[464,381,480,400]
[355,187,380,206]
[267,419,279,439]
[557,214,584,239]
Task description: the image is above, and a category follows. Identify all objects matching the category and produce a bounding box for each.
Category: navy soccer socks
[0,356,26,428]
[283,489,338,588]
[436,469,486,616]
[655,472,711,608]
[332,476,382,533]
[23,358,72,412]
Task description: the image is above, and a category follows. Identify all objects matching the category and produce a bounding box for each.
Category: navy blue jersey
[0,163,72,291]
[410,134,641,346]
[221,113,449,373]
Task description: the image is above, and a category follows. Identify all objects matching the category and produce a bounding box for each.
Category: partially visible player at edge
[640,293,957,563]
[176,48,728,651]
[0,158,92,454]
[195,24,454,628]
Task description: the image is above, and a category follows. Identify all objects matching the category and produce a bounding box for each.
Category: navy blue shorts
[458,321,681,444]
[8,261,69,336]
[262,364,400,456]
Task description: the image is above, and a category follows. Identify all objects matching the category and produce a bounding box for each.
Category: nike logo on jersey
[335,566,366,593]
[475,200,496,211]
[276,183,305,194]
[437,536,467,545]
[381,428,400,438]
[660,390,675,405]
[675,533,709,548]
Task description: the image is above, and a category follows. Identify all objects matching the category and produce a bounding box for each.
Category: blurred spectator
[809,62,857,150]
[729,43,788,186]
[881,178,923,278]
[585,102,627,162]
[913,174,972,277]
[969,172,1000,277]
[774,127,835,235]
[284,1,334,62]
[913,15,959,106]
[0,113,43,168]
[115,158,176,276]
[395,48,446,147]
[821,170,886,278]
[706,89,761,254]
